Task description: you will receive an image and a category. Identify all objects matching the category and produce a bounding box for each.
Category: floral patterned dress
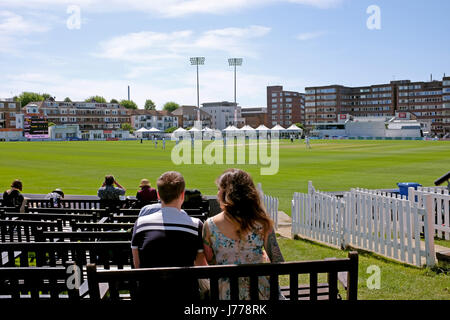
[205,218,272,300]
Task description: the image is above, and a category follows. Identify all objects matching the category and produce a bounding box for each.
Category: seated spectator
[131,171,206,300]
[134,179,157,208]
[202,169,285,300]
[45,188,64,208]
[2,179,25,212]
[97,175,126,200]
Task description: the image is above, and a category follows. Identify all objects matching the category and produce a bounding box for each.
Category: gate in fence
[292,183,438,267]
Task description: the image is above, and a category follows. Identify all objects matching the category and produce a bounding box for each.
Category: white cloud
[296,31,327,41]
[0,0,344,17]
[94,25,271,63]
[0,11,53,54]
[0,10,49,35]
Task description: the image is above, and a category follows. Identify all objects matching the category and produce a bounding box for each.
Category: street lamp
[228,58,243,126]
[190,57,205,123]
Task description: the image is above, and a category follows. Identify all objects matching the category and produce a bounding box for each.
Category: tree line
[13,92,180,112]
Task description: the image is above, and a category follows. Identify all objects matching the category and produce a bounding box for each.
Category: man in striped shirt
[131,171,206,268]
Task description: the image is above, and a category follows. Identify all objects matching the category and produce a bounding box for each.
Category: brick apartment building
[0,100,21,129]
[241,107,267,128]
[305,76,450,135]
[266,86,305,128]
[171,105,212,129]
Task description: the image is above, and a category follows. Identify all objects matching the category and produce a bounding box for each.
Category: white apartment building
[130,109,178,131]
[201,101,245,130]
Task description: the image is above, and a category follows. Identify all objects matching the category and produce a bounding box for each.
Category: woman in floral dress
[202,169,285,300]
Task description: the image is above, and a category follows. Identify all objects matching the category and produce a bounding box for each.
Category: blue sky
[1,0,449,109]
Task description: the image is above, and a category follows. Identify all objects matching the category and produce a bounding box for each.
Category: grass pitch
[0,139,449,213]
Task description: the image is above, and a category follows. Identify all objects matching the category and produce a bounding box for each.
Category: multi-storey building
[266,86,305,128]
[304,83,396,126]
[305,77,450,135]
[171,105,212,129]
[396,77,450,135]
[201,101,245,130]
[130,109,178,132]
[27,99,131,131]
[241,107,267,128]
[0,100,21,129]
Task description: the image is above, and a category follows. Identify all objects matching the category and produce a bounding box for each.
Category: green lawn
[0,139,449,214]
[279,237,450,300]
[1,139,450,300]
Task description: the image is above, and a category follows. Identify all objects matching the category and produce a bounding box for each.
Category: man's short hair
[157,171,185,204]
[11,179,22,191]
[105,175,115,186]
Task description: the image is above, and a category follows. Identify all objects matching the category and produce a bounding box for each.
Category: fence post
[340,193,348,249]
[424,195,436,267]
[308,181,315,195]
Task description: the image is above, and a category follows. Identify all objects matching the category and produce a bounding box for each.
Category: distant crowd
[1,169,284,300]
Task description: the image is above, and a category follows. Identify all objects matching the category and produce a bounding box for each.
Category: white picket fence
[351,186,450,240]
[409,187,450,240]
[292,183,437,267]
[257,183,279,229]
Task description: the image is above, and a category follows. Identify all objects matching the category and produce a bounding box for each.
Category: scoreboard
[24,114,49,139]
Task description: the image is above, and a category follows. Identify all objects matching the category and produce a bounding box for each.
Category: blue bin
[397,183,422,199]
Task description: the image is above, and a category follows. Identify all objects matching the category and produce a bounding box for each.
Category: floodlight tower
[190,57,205,124]
[228,58,243,125]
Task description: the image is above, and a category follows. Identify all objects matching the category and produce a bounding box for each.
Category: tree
[48,122,56,127]
[121,123,134,133]
[163,101,180,113]
[14,92,46,107]
[64,97,72,102]
[85,96,107,103]
[165,126,177,133]
[295,123,305,130]
[144,99,156,110]
[110,99,119,104]
[119,100,138,110]
[42,93,52,100]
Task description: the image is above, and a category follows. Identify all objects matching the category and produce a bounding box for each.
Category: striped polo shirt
[131,206,204,268]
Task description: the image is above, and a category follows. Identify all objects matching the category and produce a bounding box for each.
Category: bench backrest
[1,212,99,226]
[0,219,63,242]
[0,266,80,301]
[87,252,359,302]
[26,207,106,216]
[0,241,132,272]
[36,231,132,242]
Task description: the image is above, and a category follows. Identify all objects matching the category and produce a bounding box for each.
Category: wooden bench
[0,241,132,271]
[26,207,106,216]
[36,231,132,242]
[1,212,100,227]
[0,266,80,301]
[0,219,63,242]
[87,252,358,302]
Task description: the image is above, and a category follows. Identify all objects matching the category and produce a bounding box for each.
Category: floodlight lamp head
[228,58,243,66]
[190,57,205,65]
